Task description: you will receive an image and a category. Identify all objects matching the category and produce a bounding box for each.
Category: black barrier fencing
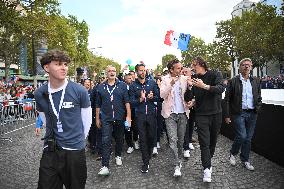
[0,99,36,142]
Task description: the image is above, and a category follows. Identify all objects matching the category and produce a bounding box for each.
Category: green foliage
[181,36,207,67]
[215,3,284,72]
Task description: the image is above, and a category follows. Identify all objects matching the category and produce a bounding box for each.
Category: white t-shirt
[173,80,185,113]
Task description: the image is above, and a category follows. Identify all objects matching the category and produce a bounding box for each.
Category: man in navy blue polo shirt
[96,65,131,176]
[34,49,92,189]
[129,63,159,173]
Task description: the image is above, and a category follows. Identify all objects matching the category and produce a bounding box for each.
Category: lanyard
[48,81,68,126]
[106,84,116,118]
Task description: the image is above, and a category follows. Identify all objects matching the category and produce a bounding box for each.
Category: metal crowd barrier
[0,99,36,142]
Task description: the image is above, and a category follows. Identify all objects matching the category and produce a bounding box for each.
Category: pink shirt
[160,74,190,118]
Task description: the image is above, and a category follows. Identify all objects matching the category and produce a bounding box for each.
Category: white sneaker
[115,156,122,166]
[183,150,190,158]
[134,141,140,150]
[98,166,110,176]
[203,168,212,182]
[229,154,236,166]
[127,147,134,154]
[152,147,158,155]
[244,162,255,171]
[173,165,182,177]
[157,142,161,149]
[189,143,195,150]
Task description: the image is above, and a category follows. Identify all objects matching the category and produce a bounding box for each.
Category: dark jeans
[230,111,257,162]
[196,113,222,169]
[101,120,124,167]
[136,113,157,165]
[38,149,87,189]
[124,119,138,147]
[183,110,195,150]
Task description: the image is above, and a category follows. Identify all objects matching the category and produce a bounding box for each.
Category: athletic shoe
[183,150,190,158]
[229,154,236,166]
[189,143,195,150]
[127,147,134,154]
[141,164,149,173]
[152,147,158,156]
[115,156,122,166]
[173,165,182,177]
[134,141,140,150]
[98,166,110,176]
[244,162,255,171]
[203,168,212,182]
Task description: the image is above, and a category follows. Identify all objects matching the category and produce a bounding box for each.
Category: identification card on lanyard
[48,81,68,133]
[106,84,116,118]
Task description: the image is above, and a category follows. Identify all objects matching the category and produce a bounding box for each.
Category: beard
[138,74,145,79]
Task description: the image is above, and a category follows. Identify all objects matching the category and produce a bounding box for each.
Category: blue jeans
[230,111,257,162]
[101,120,124,167]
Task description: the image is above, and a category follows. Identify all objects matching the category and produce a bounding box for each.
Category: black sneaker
[141,164,149,173]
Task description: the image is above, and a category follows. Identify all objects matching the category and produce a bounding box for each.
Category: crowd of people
[31,49,266,189]
[1,49,274,188]
[260,75,284,89]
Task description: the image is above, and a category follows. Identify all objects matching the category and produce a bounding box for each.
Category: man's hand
[186,101,195,108]
[147,91,153,99]
[225,118,231,124]
[170,77,178,86]
[187,77,193,87]
[140,90,146,102]
[35,128,41,136]
[96,118,101,128]
[192,78,205,88]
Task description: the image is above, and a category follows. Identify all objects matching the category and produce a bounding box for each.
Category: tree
[0,0,25,81]
[161,54,177,69]
[181,36,208,67]
[215,3,284,76]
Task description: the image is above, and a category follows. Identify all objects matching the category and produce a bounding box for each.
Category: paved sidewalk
[0,125,284,189]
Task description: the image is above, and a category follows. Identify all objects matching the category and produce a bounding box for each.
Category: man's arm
[160,78,172,99]
[224,79,232,124]
[207,71,225,94]
[81,107,92,139]
[125,102,131,126]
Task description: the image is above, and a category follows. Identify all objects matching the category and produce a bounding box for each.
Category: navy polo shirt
[96,79,129,121]
[129,78,159,115]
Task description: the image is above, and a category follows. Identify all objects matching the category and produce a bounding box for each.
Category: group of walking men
[34,49,262,189]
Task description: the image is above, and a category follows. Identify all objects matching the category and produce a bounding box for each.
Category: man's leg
[165,114,179,167]
[195,115,211,169]
[113,121,125,158]
[62,149,87,189]
[101,121,113,167]
[38,151,63,189]
[230,113,247,157]
[177,114,187,158]
[209,113,222,158]
[146,114,157,157]
[240,112,257,162]
[136,115,149,165]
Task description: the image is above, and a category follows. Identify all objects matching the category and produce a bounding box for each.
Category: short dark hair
[135,63,145,72]
[167,59,180,71]
[40,49,71,68]
[192,57,208,71]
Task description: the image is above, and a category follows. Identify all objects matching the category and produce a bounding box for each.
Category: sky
[59,0,259,69]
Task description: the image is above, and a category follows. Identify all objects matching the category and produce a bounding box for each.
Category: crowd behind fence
[0,99,36,141]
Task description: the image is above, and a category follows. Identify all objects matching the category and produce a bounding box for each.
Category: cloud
[89,0,258,68]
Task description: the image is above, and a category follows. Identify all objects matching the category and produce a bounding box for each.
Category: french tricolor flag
[164,30,191,51]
